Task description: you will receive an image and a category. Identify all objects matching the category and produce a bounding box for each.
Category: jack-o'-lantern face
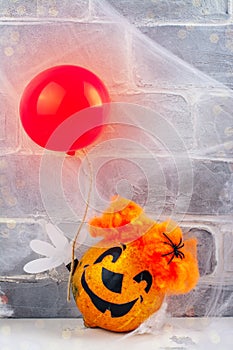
[72,241,165,332]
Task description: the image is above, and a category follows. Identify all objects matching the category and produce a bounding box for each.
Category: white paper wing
[45,223,69,249]
[24,224,71,274]
[24,257,62,274]
[30,240,57,257]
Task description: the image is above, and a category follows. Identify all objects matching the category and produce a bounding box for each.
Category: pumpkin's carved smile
[81,269,139,318]
[80,245,153,318]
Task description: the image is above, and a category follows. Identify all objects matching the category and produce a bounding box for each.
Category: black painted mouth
[81,270,139,318]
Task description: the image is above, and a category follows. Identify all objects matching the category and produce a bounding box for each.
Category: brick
[0,289,14,317]
[88,151,233,216]
[0,154,88,222]
[37,0,89,19]
[0,0,89,19]
[195,93,233,158]
[111,93,193,151]
[139,25,233,89]
[224,232,233,272]
[39,153,93,226]
[1,280,79,318]
[0,221,87,277]
[0,155,44,218]
[82,153,189,219]
[188,160,233,215]
[186,228,217,276]
[0,0,37,18]
[0,217,93,279]
[105,0,229,24]
[93,102,194,163]
[0,221,47,275]
[0,91,18,152]
[132,32,223,90]
[89,154,233,216]
[168,284,233,317]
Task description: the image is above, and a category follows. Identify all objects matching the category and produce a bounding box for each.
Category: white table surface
[0,318,232,350]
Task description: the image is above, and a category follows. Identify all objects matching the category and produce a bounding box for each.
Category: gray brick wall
[0,0,232,319]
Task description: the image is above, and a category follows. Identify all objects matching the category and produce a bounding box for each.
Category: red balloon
[19,65,110,152]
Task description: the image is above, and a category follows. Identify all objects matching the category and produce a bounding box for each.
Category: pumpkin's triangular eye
[102,267,123,294]
[133,270,152,293]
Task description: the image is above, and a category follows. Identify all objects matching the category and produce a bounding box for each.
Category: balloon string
[67,148,93,302]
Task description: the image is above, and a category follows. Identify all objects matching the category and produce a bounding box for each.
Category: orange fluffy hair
[89,196,199,295]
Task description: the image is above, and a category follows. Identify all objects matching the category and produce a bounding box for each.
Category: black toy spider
[161,232,185,264]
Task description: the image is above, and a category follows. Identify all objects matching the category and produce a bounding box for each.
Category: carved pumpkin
[71,196,199,332]
[72,241,165,332]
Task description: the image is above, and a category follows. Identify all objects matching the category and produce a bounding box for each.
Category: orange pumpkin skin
[72,240,165,332]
